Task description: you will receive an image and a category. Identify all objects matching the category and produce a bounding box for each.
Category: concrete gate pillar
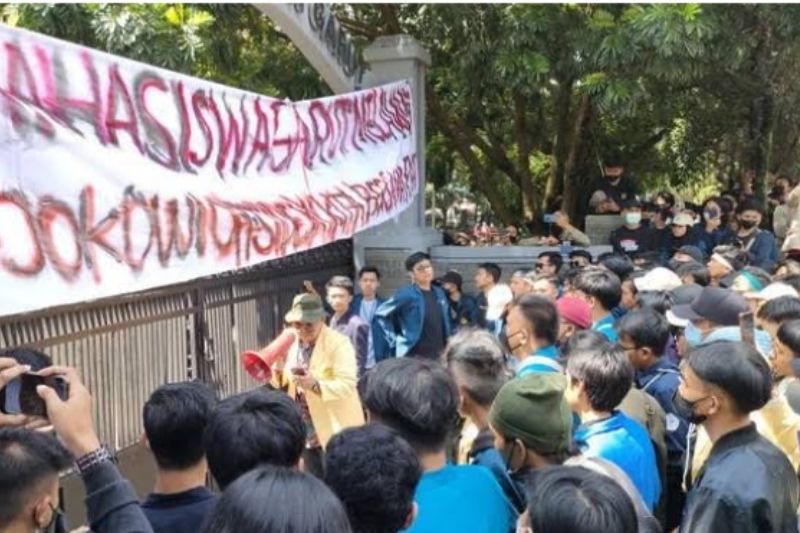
[354,35,442,295]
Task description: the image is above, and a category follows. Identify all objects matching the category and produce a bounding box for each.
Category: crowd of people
[4,179,800,531]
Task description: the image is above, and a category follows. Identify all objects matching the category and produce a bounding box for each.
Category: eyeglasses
[534,263,547,270]
[290,322,316,330]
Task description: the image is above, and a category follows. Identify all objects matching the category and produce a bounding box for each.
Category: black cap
[438,271,463,291]
[670,287,749,327]
[621,198,642,210]
[670,284,702,306]
[676,245,704,264]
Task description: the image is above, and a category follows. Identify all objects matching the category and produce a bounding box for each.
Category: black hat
[671,284,702,306]
[670,287,749,327]
[676,245,704,264]
[621,198,642,210]
[438,271,463,291]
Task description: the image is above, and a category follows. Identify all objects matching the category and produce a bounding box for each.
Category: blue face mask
[684,321,704,347]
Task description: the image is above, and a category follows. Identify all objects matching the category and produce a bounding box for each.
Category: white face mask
[624,212,642,226]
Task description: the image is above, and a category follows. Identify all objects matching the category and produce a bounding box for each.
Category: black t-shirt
[142,487,217,533]
[412,289,445,359]
[610,225,656,257]
[594,175,637,207]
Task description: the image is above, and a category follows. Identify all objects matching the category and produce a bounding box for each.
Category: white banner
[0,25,418,317]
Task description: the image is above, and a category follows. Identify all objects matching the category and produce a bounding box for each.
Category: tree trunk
[561,93,592,222]
[547,77,575,210]
[749,93,773,203]
[513,91,537,222]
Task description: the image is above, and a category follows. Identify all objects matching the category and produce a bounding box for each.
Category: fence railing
[0,239,354,453]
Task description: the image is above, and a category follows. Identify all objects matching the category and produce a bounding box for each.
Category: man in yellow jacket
[272,293,364,477]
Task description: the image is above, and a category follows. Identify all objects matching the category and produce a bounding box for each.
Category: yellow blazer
[272,325,364,447]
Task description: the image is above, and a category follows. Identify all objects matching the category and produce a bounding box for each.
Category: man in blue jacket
[564,344,661,511]
[375,252,453,360]
[349,266,386,374]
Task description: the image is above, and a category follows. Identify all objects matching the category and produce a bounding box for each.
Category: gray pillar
[354,35,442,296]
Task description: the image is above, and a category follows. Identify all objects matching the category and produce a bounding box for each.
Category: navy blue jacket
[722,229,779,272]
[468,428,526,514]
[375,284,453,360]
[448,293,482,330]
[330,310,370,377]
[635,358,688,467]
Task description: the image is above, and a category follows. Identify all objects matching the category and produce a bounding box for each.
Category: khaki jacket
[272,325,364,447]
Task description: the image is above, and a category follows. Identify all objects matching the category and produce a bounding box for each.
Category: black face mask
[668,259,682,272]
[739,219,758,230]
[672,390,710,425]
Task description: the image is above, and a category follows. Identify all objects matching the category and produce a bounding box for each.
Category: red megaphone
[241,329,297,382]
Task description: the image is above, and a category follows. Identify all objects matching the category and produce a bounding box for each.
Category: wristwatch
[76,446,114,475]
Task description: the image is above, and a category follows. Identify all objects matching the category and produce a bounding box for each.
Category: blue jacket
[635,358,688,467]
[723,229,779,272]
[696,226,733,257]
[375,284,453,360]
[448,293,482,331]
[468,428,526,514]
[350,294,386,370]
[574,411,661,511]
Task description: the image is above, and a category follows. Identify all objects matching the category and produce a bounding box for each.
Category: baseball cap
[556,297,592,329]
[670,287,749,327]
[284,293,326,323]
[634,267,682,292]
[621,198,642,210]
[745,282,799,302]
[675,245,704,264]
[438,271,463,291]
[666,284,703,327]
[672,213,696,227]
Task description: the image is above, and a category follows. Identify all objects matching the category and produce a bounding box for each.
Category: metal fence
[0,239,354,453]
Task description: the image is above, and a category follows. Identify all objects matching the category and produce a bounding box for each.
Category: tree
[1,3,328,100]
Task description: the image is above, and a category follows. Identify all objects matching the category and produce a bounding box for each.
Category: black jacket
[680,423,799,533]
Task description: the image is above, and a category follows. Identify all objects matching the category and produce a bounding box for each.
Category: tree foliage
[7,4,800,226]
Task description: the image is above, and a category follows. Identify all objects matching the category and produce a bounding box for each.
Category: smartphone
[543,214,556,224]
[290,367,307,376]
[739,311,755,348]
[3,373,68,417]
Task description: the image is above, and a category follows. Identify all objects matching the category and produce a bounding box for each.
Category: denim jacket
[375,284,452,360]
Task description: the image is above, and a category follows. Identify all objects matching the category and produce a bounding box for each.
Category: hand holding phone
[3,373,68,417]
[36,366,101,457]
[739,311,755,348]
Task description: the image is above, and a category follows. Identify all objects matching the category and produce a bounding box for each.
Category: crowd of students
[4,228,800,532]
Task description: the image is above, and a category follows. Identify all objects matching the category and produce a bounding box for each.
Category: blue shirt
[516,345,562,377]
[142,487,217,533]
[574,411,661,510]
[592,313,618,342]
[404,465,516,533]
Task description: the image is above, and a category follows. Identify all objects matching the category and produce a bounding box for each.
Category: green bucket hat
[489,373,572,455]
[284,293,326,323]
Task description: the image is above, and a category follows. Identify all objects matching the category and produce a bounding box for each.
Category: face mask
[704,208,720,220]
[672,390,710,425]
[500,329,524,354]
[624,212,642,226]
[684,321,704,347]
[739,219,758,230]
[668,259,682,272]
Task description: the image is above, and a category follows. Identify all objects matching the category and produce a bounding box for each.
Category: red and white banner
[0,25,418,317]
